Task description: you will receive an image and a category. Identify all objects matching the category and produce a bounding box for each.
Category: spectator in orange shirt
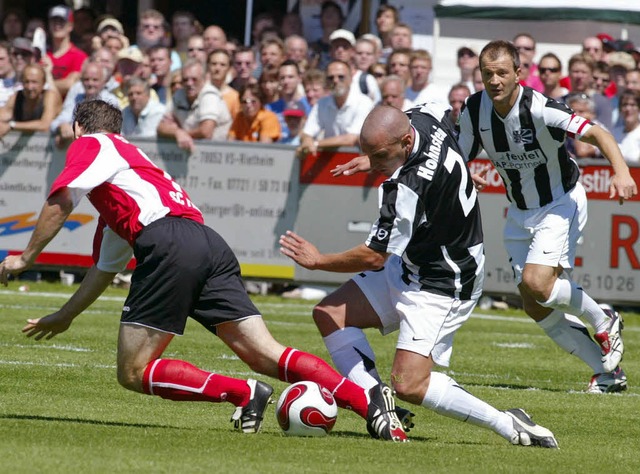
[228,82,280,142]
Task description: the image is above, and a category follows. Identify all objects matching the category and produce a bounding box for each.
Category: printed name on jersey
[512,128,533,144]
[493,149,545,170]
[417,125,447,181]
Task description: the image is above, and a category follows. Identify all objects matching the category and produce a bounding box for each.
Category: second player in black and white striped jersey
[457,40,637,394]
[458,84,585,210]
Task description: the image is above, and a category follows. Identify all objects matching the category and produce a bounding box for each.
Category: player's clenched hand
[609,173,638,205]
[331,155,371,177]
[0,255,30,286]
[279,231,320,270]
[22,312,73,340]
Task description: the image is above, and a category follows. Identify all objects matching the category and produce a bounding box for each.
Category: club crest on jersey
[512,129,533,144]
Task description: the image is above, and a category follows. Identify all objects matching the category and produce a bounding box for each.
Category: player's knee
[312,303,340,336]
[116,365,143,392]
[390,373,427,405]
[520,272,551,301]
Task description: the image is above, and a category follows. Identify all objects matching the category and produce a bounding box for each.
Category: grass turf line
[0,284,638,473]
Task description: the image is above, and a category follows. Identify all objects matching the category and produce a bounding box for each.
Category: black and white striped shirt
[366,103,484,300]
[458,86,591,210]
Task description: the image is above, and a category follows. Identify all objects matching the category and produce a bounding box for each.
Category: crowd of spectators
[1,2,640,163]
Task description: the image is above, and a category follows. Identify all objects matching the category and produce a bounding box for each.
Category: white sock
[539,276,609,333]
[537,309,605,373]
[323,327,382,389]
[422,372,513,440]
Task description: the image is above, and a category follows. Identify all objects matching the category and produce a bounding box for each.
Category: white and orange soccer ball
[276,381,338,437]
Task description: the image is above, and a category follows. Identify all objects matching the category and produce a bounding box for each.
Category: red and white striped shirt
[50,133,203,268]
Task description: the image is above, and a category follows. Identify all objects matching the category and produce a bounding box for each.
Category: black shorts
[121,217,260,335]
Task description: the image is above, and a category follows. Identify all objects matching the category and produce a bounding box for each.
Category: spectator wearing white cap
[92,17,125,51]
[328,30,380,104]
[111,47,159,109]
[46,5,88,97]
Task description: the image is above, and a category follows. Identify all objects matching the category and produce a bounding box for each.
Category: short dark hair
[73,100,122,134]
[480,40,520,71]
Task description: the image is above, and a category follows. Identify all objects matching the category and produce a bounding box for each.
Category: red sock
[278,347,368,418]
[142,359,250,406]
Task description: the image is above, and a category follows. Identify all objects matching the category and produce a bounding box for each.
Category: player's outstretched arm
[581,125,638,204]
[0,188,73,286]
[330,155,372,177]
[280,230,388,273]
[22,265,117,340]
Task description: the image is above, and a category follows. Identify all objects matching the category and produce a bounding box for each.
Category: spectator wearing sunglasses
[513,33,543,92]
[186,35,207,65]
[157,59,231,152]
[228,82,280,143]
[538,53,568,100]
[297,60,373,159]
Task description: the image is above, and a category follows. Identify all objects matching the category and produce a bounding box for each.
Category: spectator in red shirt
[46,5,88,97]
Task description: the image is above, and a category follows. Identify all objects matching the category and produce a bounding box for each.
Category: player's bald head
[360,105,410,150]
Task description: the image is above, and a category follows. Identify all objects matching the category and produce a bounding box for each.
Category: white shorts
[504,183,587,285]
[352,255,477,367]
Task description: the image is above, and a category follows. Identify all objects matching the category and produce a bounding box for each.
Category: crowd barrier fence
[0,132,638,304]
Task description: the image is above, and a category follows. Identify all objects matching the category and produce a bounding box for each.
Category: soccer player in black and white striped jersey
[458,40,638,393]
[280,104,558,448]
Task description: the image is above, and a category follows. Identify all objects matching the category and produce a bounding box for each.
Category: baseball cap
[117,47,144,64]
[596,33,614,43]
[607,51,636,71]
[457,46,477,58]
[329,29,356,47]
[97,18,124,35]
[48,5,73,22]
[11,37,36,55]
[283,101,305,118]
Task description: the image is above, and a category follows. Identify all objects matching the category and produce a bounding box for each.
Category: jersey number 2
[443,148,476,216]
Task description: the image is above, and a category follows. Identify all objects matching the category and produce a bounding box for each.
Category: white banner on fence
[0,133,298,279]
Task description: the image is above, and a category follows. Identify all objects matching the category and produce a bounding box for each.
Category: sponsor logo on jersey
[417,125,447,181]
[512,128,534,144]
[493,149,545,170]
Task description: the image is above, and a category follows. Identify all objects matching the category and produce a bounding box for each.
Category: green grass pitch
[0,282,638,473]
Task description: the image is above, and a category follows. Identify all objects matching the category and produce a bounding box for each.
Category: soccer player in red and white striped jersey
[0,99,406,441]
